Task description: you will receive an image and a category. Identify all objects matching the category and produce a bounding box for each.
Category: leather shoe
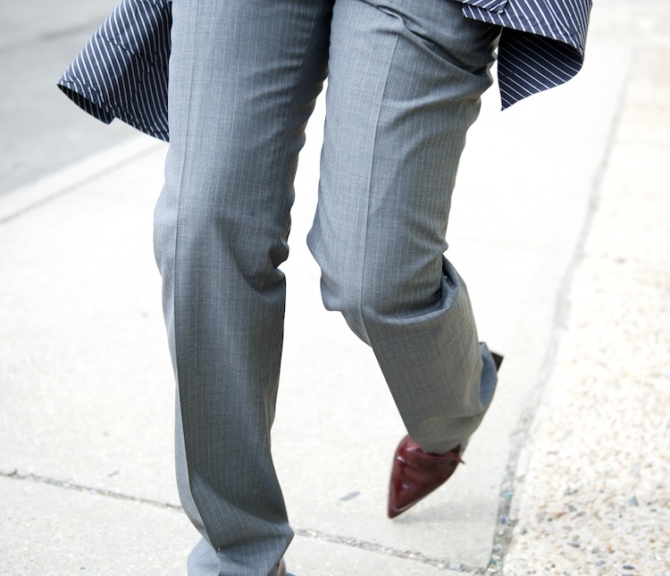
[387,351,503,518]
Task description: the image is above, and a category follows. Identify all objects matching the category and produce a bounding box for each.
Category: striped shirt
[460,0,591,108]
[57,0,591,142]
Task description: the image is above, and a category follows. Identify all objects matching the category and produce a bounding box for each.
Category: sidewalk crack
[293,527,485,573]
[0,469,181,511]
[1,469,487,572]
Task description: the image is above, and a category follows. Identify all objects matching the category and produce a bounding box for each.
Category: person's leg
[153,1,332,574]
[309,0,501,454]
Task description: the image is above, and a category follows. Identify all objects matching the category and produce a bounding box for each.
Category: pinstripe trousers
[153,0,501,574]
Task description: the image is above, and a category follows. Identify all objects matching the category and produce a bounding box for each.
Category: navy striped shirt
[460,0,590,108]
[58,0,591,142]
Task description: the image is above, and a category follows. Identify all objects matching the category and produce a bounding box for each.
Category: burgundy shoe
[388,436,465,518]
[387,351,503,518]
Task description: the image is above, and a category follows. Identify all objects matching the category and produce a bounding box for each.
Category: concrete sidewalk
[1,1,668,574]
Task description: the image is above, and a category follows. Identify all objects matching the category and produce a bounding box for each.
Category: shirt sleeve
[454,0,592,108]
[57,0,172,141]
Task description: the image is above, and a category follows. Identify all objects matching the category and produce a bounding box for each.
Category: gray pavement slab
[0,476,194,576]
[285,536,462,576]
[0,2,647,573]
[1,0,137,196]
[0,143,178,505]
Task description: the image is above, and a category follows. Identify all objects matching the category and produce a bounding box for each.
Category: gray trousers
[153,0,501,574]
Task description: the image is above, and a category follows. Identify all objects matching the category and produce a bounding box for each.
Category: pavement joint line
[0,469,182,511]
[1,469,491,572]
[0,18,107,55]
[293,528,487,573]
[489,41,637,576]
[0,136,163,226]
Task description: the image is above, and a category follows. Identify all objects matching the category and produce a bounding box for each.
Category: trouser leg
[153,0,332,574]
[308,0,501,454]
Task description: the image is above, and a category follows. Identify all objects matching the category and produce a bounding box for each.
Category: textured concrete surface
[0,0,667,574]
[503,1,670,574]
